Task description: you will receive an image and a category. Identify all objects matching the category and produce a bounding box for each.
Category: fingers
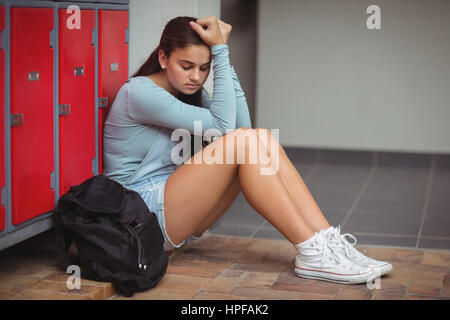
[189,21,206,35]
[217,19,231,30]
[193,16,230,32]
[195,16,217,27]
[190,17,230,47]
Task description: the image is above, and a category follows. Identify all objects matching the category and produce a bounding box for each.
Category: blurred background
[131,0,450,154]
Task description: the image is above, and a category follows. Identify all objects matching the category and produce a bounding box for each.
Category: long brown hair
[132,16,209,107]
[132,16,211,156]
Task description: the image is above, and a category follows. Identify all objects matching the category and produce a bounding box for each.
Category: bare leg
[164,128,315,245]
[192,128,329,238]
[192,173,240,237]
[253,128,330,232]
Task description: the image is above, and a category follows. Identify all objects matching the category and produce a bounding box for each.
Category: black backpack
[53,174,168,297]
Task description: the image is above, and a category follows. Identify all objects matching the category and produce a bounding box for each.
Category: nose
[190,68,200,82]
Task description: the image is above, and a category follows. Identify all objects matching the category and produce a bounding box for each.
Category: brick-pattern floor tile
[411,270,445,281]
[381,269,443,288]
[422,251,450,267]
[166,259,228,278]
[161,273,213,287]
[442,273,450,297]
[370,283,407,300]
[192,292,255,300]
[231,287,303,300]
[117,274,211,300]
[297,292,336,300]
[408,279,443,297]
[188,234,231,250]
[391,260,416,271]
[202,277,240,295]
[379,270,410,287]
[221,237,257,252]
[26,280,105,300]
[246,238,290,255]
[176,247,243,264]
[150,276,206,295]
[405,295,450,300]
[117,289,193,300]
[14,289,93,300]
[262,251,295,269]
[201,270,246,295]
[0,273,42,299]
[239,272,280,289]
[393,249,424,264]
[361,246,397,261]
[414,263,450,273]
[229,255,288,274]
[335,287,373,300]
[271,270,343,296]
[43,271,115,299]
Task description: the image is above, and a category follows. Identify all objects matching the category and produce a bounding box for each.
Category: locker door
[98,10,128,174]
[10,8,54,225]
[0,6,5,231]
[59,9,95,196]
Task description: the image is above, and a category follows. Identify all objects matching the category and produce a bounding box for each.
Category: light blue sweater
[103,44,252,185]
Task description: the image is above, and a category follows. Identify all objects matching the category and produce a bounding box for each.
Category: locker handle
[11,114,24,127]
[59,104,71,116]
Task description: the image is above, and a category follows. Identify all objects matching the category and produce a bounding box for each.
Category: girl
[103,16,392,284]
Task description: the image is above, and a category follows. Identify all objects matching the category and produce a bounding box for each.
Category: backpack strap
[53,223,74,269]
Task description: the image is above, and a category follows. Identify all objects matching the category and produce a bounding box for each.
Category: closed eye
[182,66,210,71]
[179,59,211,71]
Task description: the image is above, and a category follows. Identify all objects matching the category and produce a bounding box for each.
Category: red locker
[10,8,54,225]
[0,6,5,231]
[58,9,95,196]
[98,10,128,173]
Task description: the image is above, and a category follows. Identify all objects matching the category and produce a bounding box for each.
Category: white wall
[257,0,450,153]
[129,0,221,94]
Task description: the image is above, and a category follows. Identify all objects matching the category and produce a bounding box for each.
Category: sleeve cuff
[211,43,228,55]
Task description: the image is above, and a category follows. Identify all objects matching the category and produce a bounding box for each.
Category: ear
[158,49,168,69]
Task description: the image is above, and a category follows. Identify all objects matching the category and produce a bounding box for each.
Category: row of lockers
[0,4,128,237]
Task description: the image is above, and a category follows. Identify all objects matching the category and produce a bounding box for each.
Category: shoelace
[316,230,354,268]
[324,232,360,270]
[332,227,374,266]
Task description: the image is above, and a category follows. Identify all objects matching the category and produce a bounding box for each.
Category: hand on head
[189,16,232,47]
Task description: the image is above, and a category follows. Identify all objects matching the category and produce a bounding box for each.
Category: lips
[186,84,199,88]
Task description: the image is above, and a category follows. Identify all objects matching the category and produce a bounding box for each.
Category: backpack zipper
[124,224,147,271]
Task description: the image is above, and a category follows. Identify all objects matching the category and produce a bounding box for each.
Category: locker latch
[74,67,84,76]
[28,71,39,81]
[11,114,24,127]
[99,97,108,108]
[110,63,119,72]
[59,104,71,116]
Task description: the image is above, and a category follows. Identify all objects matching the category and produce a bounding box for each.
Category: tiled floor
[0,147,449,300]
[209,148,450,251]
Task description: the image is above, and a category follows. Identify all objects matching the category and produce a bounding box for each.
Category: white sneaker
[294,230,375,284]
[326,226,393,277]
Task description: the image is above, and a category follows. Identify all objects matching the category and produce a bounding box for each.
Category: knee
[254,127,272,138]
[254,127,286,156]
[223,127,258,155]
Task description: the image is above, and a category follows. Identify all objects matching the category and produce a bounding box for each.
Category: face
[159,44,211,96]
